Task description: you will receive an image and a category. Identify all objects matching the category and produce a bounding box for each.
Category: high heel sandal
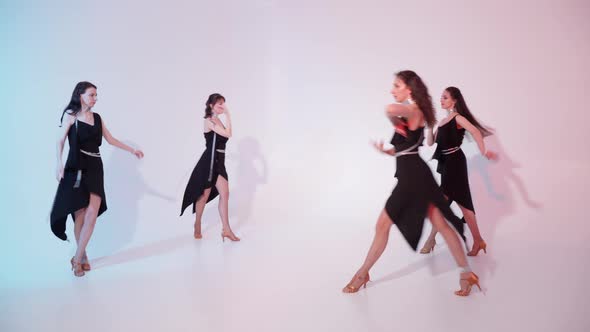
[81,253,91,271]
[454,272,481,296]
[70,257,85,277]
[342,273,371,293]
[419,239,436,254]
[221,230,240,242]
[467,241,487,256]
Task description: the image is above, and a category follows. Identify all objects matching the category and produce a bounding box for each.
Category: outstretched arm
[456,115,497,160]
[385,103,414,125]
[372,140,395,156]
[102,119,144,159]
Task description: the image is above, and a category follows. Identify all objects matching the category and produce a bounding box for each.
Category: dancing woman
[419,87,497,256]
[180,93,240,242]
[51,81,144,277]
[342,72,480,296]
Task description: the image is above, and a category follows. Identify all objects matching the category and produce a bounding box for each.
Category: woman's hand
[222,105,230,116]
[56,165,64,182]
[372,140,387,153]
[132,149,145,159]
[484,150,498,161]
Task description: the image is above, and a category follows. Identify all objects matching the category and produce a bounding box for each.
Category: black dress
[432,116,475,212]
[384,119,465,250]
[50,113,107,241]
[180,131,228,216]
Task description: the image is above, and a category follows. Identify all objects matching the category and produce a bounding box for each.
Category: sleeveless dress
[50,112,107,241]
[180,130,229,215]
[384,119,465,250]
[432,116,475,212]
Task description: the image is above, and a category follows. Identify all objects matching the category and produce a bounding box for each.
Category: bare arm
[372,140,396,156]
[102,119,144,158]
[426,126,437,146]
[207,112,232,138]
[455,115,497,160]
[385,103,414,124]
[55,113,75,180]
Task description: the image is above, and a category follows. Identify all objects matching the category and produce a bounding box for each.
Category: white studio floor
[1,162,588,332]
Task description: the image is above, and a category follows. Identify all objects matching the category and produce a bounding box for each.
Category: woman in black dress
[180,93,240,242]
[419,87,497,256]
[343,71,480,296]
[51,81,144,277]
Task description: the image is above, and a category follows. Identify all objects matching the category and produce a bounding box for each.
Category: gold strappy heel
[420,239,436,254]
[467,241,487,256]
[454,272,481,296]
[342,273,371,293]
[81,253,91,271]
[70,257,85,277]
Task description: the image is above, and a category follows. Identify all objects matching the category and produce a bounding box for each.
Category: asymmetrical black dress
[384,119,465,250]
[432,116,475,213]
[180,131,228,216]
[50,113,107,241]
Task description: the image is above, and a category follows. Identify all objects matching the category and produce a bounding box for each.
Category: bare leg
[427,205,467,268]
[74,193,101,262]
[343,210,392,292]
[429,204,483,295]
[216,176,239,241]
[73,208,90,270]
[420,226,438,254]
[459,205,482,243]
[193,188,212,239]
[73,208,86,246]
[459,204,486,255]
[420,194,451,253]
[71,194,101,276]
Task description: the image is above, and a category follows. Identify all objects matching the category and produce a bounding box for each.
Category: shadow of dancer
[199,136,268,233]
[90,141,175,260]
[465,133,542,278]
[91,234,193,269]
[229,137,268,228]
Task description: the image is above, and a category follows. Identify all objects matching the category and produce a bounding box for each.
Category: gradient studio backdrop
[1,0,589,331]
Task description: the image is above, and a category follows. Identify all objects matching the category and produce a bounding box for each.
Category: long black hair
[204,93,225,118]
[395,70,435,127]
[446,86,493,137]
[59,81,97,126]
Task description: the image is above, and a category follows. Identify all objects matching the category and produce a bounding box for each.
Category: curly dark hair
[395,70,435,127]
